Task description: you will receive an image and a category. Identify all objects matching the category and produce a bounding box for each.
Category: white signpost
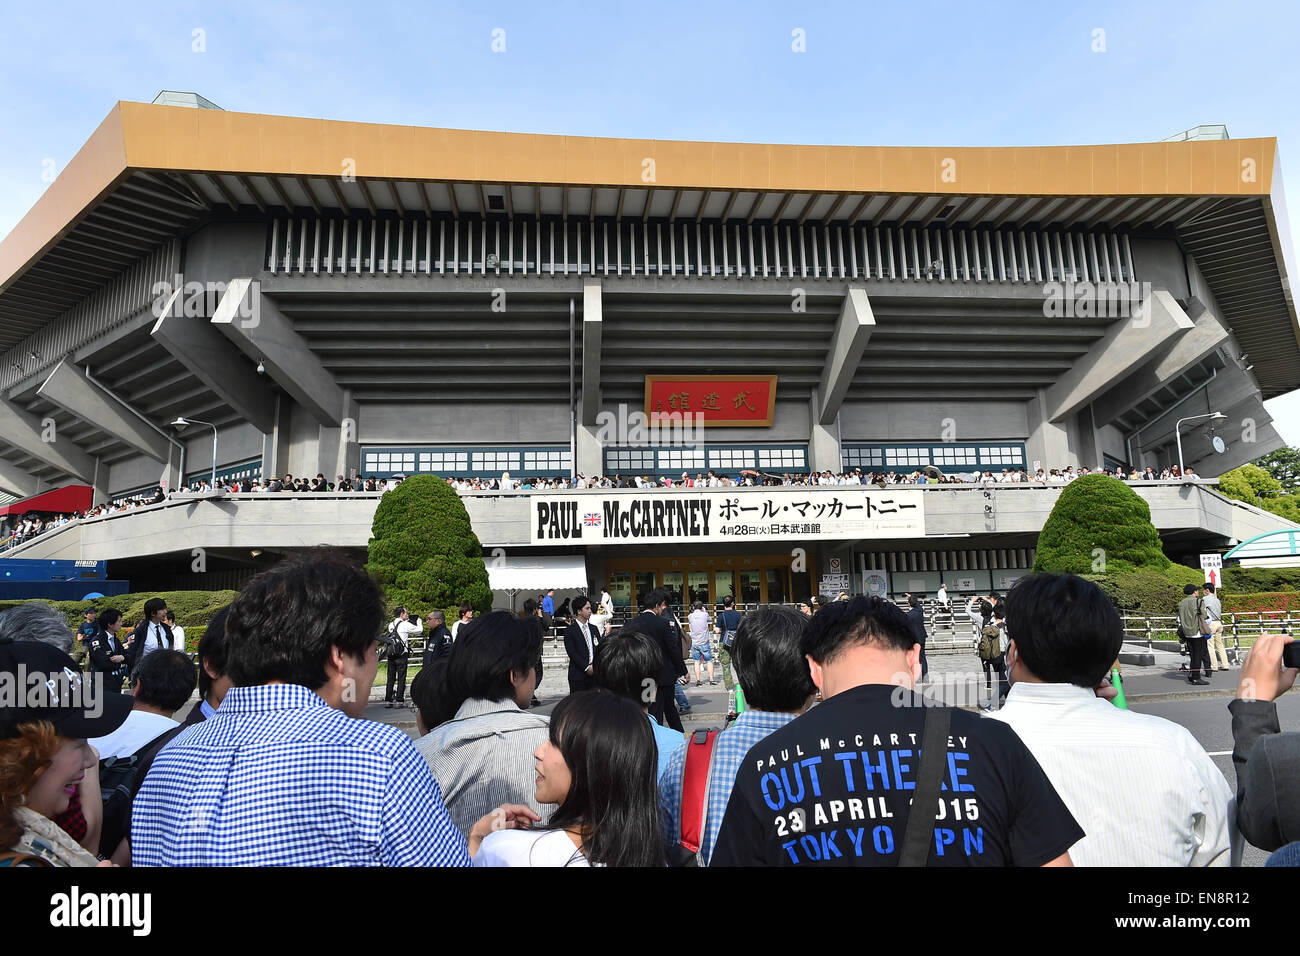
[1200,553,1223,587]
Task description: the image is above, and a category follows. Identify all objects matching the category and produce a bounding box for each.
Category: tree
[1254,447,1300,493]
[1218,464,1283,508]
[1034,474,1171,575]
[366,475,492,618]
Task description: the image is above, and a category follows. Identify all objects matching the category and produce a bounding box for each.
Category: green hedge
[0,590,237,634]
[1081,565,1203,616]
[1222,592,1300,614]
[1221,567,1300,593]
[1034,474,1171,575]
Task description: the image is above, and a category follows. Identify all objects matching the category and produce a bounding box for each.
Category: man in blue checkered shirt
[132,551,472,866]
[658,606,816,866]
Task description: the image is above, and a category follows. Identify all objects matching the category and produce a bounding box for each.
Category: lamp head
[170,417,189,431]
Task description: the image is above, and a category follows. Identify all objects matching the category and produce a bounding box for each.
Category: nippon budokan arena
[0,92,1297,610]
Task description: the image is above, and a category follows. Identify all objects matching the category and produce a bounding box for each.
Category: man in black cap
[0,637,133,866]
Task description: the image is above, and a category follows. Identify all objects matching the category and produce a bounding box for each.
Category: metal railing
[1121,612,1299,652]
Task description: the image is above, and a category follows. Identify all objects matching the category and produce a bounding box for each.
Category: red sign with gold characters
[644,375,777,427]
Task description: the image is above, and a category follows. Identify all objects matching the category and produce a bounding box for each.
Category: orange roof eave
[0,100,1282,296]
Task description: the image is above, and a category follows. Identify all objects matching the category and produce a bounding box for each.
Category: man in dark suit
[128,598,174,676]
[638,588,687,732]
[563,595,598,693]
[906,594,929,681]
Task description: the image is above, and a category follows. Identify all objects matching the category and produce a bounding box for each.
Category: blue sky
[2,0,1298,444]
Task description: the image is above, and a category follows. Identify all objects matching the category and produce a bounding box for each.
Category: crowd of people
[3,551,1298,868]
[1,462,1208,552]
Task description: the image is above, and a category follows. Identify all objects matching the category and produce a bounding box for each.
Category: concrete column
[580,281,602,426]
[0,460,42,499]
[1043,289,1195,422]
[576,423,603,477]
[817,288,875,425]
[316,392,360,482]
[151,308,278,433]
[0,398,97,483]
[261,394,292,479]
[211,280,347,426]
[807,390,841,472]
[1026,389,1073,470]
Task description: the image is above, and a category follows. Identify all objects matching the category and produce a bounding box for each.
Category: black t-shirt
[711,684,1083,867]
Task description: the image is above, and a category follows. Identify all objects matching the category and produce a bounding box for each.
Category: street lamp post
[1174,412,1226,473]
[170,417,218,491]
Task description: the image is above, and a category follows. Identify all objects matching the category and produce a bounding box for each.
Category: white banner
[530,488,926,544]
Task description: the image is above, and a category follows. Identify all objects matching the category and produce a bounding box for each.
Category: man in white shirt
[1202,582,1229,671]
[90,649,197,759]
[165,610,185,652]
[988,573,1231,866]
[131,598,175,673]
[384,606,423,708]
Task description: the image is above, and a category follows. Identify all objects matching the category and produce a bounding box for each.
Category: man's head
[908,594,921,609]
[427,609,445,629]
[130,649,198,717]
[592,624,661,712]
[197,607,232,708]
[802,596,920,698]
[522,598,540,617]
[1184,583,1200,596]
[0,602,74,655]
[730,606,816,713]
[1002,573,1124,689]
[722,595,735,609]
[144,598,167,624]
[572,595,592,621]
[1204,583,1215,595]
[83,608,97,623]
[164,610,176,626]
[223,550,384,717]
[693,601,704,613]
[394,605,409,621]
[643,588,669,613]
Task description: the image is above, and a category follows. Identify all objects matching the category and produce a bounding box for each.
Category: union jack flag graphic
[584,512,602,527]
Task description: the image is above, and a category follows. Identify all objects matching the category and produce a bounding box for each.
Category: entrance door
[738,570,761,606]
[661,571,684,609]
[765,567,788,605]
[632,571,656,608]
[688,570,710,607]
[714,570,736,607]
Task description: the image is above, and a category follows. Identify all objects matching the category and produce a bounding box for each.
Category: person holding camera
[384,606,422,708]
[1230,633,1300,853]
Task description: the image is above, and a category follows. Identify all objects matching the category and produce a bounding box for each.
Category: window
[363,446,569,477]
[842,443,1025,471]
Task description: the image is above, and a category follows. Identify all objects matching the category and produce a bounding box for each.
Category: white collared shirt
[987,682,1230,866]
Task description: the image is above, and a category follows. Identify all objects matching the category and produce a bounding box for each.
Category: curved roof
[0,100,1297,394]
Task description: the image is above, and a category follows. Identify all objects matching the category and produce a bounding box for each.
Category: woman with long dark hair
[473,689,664,867]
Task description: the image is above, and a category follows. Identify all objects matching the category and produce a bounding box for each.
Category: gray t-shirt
[688,609,711,645]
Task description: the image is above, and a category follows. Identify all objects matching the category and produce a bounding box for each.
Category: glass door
[765,567,788,605]
[661,571,685,611]
[714,570,735,608]
[739,570,761,606]
[607,572,632,608]
[632,571,656,609]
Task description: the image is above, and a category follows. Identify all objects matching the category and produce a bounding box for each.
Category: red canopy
[0,484,93,517]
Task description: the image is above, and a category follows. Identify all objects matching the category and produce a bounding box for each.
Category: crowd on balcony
[3,460,1206,547]
[0,513,78,550]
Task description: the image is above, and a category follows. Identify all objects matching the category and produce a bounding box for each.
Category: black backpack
[98,752,147,857]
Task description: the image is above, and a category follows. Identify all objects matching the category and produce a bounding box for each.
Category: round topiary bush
[1034,473,1171,575]
[366,475,492,618]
